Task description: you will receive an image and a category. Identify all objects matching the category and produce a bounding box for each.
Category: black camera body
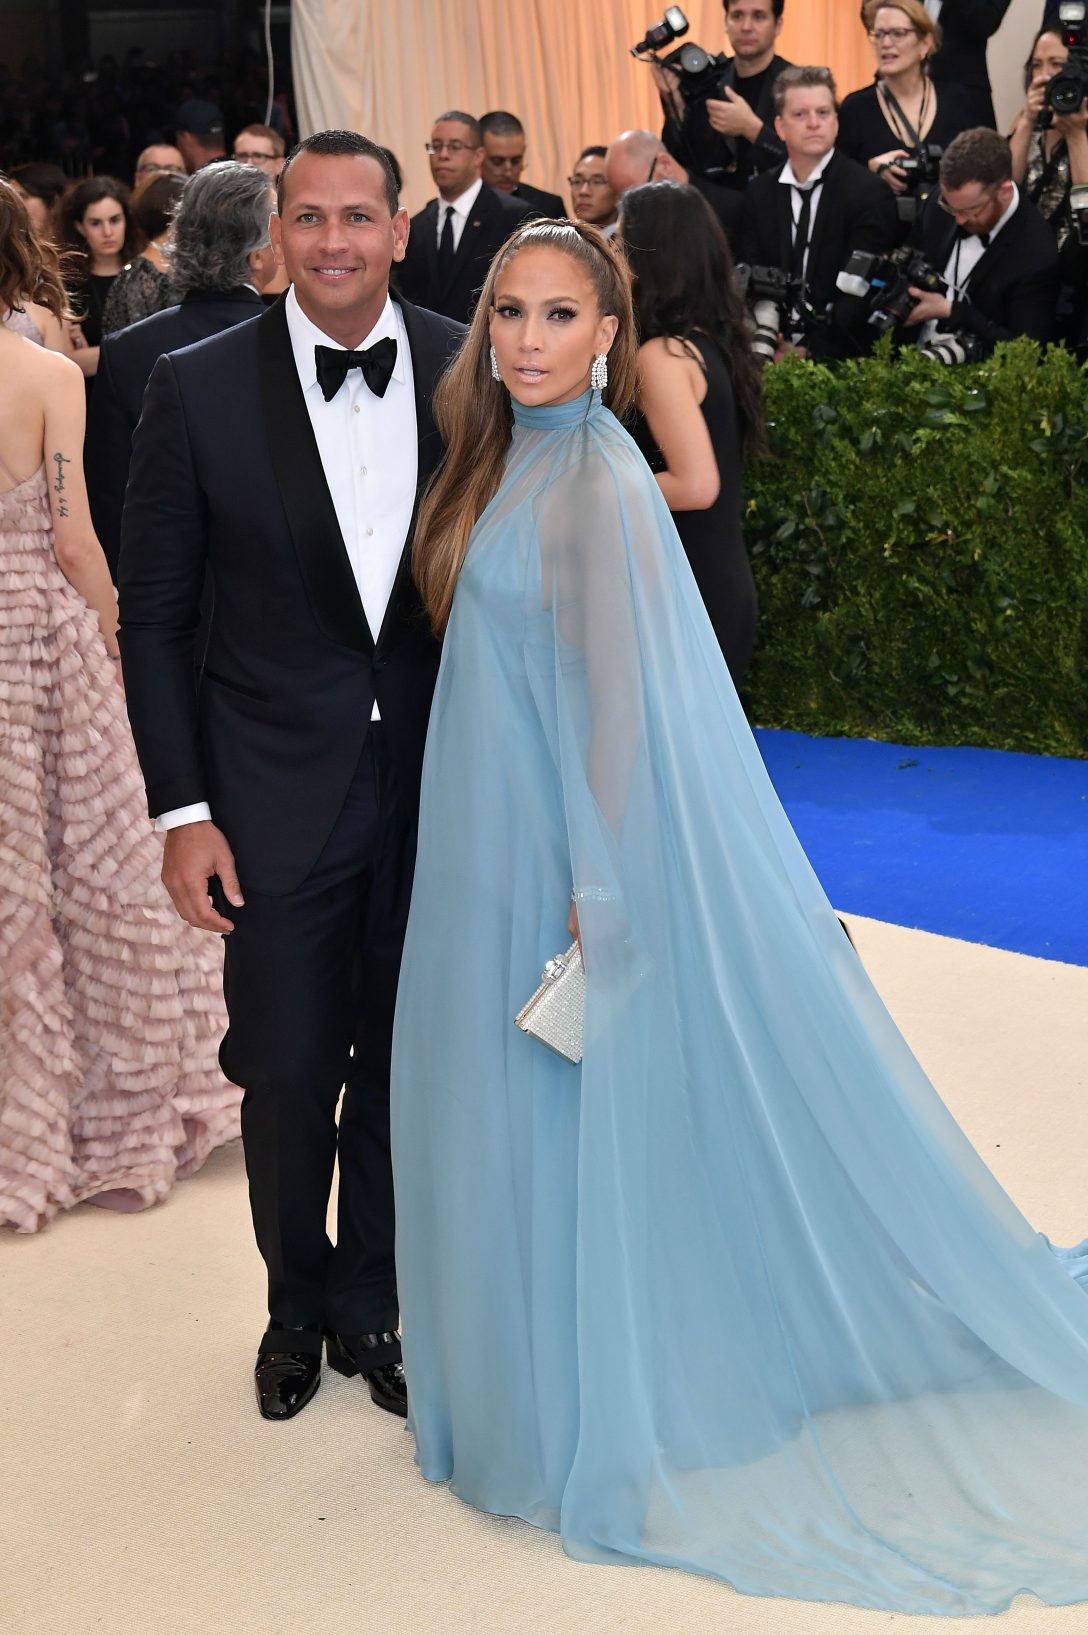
[894,143,944,188]
[631,7,728,103]
[737,264,813,361]
[837,247,947,331]
[1047,0,1088,115]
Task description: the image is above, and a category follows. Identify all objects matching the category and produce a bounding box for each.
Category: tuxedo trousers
[217,724,413,1337]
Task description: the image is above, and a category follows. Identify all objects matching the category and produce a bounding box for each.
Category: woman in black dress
[56,177,141,383]
[621,181,763,687]
[839,0,973,227]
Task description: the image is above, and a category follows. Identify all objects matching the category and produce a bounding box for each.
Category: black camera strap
[878,76,930,151]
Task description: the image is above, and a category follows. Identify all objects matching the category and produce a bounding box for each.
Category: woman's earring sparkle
[490,345,501,382]
[591,353,609,392]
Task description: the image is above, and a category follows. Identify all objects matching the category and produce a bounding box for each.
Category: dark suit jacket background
[929,0,1014,128]
[739,151,899,358]
[86,287,265,580]
[910,190,1061,350]
[662,53,791,189]
[117,293,464,896]
[399,183,533,323]
[511,180,566,218]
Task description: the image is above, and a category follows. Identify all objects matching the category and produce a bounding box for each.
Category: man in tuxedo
[739,67,899,359]
[903,126,1060,350]
[117,130,464,1423]
[87,162,279,580]
[656,0,790,191]
[927,0,1014,128]
[398,110,533,323]
[605,129,744,247]
[479,110,566,218]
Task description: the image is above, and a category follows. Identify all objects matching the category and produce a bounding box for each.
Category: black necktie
[789,186,813,283]
[314,336,397,404]
[437,203,455,279]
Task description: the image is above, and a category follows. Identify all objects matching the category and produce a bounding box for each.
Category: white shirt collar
[284,283,405,396]
[986,182,1019,245]
[438,177,483,220]
[780,148,835,190]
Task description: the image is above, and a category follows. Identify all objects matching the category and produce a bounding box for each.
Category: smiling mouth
[312,267,355,277]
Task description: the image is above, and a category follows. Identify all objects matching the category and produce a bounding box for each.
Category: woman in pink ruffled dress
[0,178,240,1231]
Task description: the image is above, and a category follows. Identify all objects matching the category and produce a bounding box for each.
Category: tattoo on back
[52,450,70,518]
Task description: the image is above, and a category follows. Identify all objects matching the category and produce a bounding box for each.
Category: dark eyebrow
[494,292,584,304]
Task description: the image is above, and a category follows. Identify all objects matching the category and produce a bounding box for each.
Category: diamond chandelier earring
[591,353,608,392]
[490,344,502,382]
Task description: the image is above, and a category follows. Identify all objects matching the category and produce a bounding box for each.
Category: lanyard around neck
[879,76,930,151]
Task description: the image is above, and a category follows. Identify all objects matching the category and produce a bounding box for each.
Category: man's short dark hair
[276,129,399,215]
[773,65,838,116]
[479,111,525,140]
[577,145,608,163]
[940,127,1013,192]
[725,0,785,17]
[434,110,483,146]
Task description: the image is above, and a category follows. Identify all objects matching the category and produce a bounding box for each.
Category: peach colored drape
[292,1,876,215]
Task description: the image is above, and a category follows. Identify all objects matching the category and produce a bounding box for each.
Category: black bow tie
[314,336,397,403]
[957,225,990,249]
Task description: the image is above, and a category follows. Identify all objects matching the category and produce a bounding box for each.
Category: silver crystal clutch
[514,941,584,1064]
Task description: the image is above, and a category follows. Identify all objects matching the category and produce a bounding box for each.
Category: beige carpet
[4,916,1088,1635]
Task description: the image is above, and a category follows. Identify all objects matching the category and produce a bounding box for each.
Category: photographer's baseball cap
[176,98,225,137]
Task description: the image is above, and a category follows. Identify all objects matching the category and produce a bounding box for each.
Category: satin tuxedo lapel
[257,295,374,656]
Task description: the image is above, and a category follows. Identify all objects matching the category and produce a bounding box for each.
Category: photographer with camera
[738,67,899,360]
[839,2,973,229]
[1009,26,1088,247]
[902,127,1060,356]
[651,2,791,194]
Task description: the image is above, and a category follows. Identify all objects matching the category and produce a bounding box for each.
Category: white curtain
[291,1,875,215]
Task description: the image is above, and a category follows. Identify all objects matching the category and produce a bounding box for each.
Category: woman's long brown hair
[0,178,71,320]
[413,219,639,638]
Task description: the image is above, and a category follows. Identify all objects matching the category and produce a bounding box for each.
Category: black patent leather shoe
[325,1330,408,1418]
[254,1325,323,1421]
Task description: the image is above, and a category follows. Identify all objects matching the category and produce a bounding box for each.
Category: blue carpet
[754,730,1088,967]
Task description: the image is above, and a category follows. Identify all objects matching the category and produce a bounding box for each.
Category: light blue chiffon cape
[390,389,1088,1614]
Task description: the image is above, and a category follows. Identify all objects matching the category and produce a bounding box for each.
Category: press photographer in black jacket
[902,127,1061,354]
[655,0,791,191]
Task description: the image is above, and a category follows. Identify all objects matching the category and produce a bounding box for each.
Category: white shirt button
[353,404,361,414]
[360,466,367,475]
[366,527,374,536]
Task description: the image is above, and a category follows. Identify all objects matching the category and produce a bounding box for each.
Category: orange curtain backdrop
[291,1,876,215]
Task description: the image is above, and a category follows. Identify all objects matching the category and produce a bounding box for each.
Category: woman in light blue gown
[390,218,1088,1615]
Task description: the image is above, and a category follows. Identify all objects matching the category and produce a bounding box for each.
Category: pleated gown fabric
[391,389,1088,1614]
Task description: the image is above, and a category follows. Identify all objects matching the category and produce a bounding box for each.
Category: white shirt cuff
[155,802,213,832]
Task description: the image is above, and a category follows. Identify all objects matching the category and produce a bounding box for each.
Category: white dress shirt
[779,148,836,285]
[435,177,483,254]
[156,285,418,832]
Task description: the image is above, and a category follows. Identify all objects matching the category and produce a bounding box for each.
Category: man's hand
[705,88,763,142]
[904,288,954,327]
[651,61,684,123]
[162,820,244,933]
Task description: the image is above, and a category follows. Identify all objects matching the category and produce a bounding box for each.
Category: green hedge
[742,339,1088,757]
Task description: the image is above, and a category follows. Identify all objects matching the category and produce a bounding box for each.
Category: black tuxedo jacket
[117,292,464,896]
[511,180,566,219]
[86,287,265,579]
[911,190,1061,351]
[399,183,534,324]
[929,0,1014,128]
[663,53,791,190]
[739,151,899,358]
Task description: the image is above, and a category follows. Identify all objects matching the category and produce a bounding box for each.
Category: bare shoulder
[639,335,704,380]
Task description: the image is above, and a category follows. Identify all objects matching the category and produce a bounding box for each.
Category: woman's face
[871,7,931,78]
[1029,31,1069,92]
[12,183,50,236]
[489,245,618,408]
[77,197,126,261]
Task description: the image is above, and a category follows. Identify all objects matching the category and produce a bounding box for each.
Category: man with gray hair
[87,161,279,578]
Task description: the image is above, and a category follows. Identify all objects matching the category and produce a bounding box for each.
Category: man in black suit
[605,129,745,247]
[398,111,533,323]
[902,126,1060,351]
[656,0,790,190]
[928,0,1014,129]
[86,161,279,580]
[117,131,463,1424]
[739,67,899,359]
[479,110,566,218]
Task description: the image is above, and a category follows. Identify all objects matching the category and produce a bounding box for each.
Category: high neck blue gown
[390,389,1088,1614]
